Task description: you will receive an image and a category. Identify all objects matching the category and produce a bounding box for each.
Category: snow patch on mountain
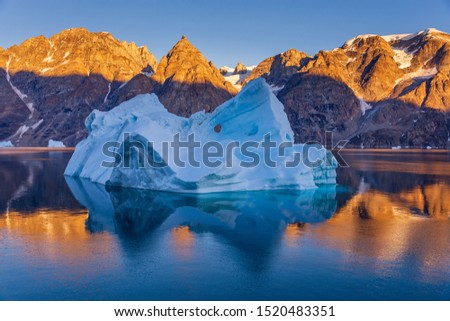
[392,48,416,69]
[104,83,111,103]
[382,28,447,43]
[31,119,44,130]
[359,99,372,115]
[6,57,34,117]
[395,66,438,86]
[14,125,30,139]
[43,54,54,63]
[222,65,256,90]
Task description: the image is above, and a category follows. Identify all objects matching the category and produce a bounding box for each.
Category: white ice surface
[48,139,66,148]
[65,78,337,193]
[0,141,14,148]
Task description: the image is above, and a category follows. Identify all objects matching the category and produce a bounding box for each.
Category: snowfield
[222,65,256,90]
[65,78,337,193]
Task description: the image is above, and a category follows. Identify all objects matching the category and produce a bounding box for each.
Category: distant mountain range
[1,27,449,148]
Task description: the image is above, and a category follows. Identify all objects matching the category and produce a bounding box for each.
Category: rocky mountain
[106,36,237,117]
[0,28,157,146]
[245,28,450,148]
[1,27,449,148]
[150,36,237,116]
[242,49,310,91]
[0,30,236,146]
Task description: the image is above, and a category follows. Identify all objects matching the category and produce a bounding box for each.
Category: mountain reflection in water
[0,149,449,300]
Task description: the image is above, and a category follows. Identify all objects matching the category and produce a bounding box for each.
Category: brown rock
[278,73,361,143]
[219,67,229,75]
[243,49,309,87]
[234,62,247,74]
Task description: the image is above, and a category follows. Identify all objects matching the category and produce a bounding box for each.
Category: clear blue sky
[1,0,450,67]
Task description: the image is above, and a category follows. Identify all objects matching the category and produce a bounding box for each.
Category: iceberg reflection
[65,176,337,247]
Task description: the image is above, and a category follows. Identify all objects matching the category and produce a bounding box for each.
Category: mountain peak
[60,27,91,34]
[171,35,197,49]
[151,36,237,115]
[234,62,247,74]
[354,28,450,44]
[423,27,446,34]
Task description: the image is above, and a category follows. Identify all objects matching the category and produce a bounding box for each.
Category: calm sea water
[0,149,449,300]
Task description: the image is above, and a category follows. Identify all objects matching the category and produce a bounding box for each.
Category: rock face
[278,74,361,143]
[243,49,310,89]
[249,28,450,148]
[234,62,247,74]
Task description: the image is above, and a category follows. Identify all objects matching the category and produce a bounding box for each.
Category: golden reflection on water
[0,209,117,264]
[298,184,450,281]
[283,223,305,247]
[170,226,195,259]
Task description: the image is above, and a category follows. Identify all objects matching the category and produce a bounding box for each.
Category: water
[0,149,449,300]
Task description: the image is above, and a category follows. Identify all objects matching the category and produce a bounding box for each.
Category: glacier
[65,78,337,193]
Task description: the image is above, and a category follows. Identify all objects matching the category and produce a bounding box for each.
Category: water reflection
[65,176,337,251]
[0,149,82,213]
[0,149,449,300]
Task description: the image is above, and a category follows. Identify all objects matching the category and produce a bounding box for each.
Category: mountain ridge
[0,27,449,148]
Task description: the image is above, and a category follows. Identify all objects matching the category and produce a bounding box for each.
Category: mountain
[220,63,255,90]
[1,27,449,148]
[0,31,237,146]
[0,28,157,146]
[246,28,450,148]
[107,36,238,117]
[151,36,237,116]
[242,49,309,91]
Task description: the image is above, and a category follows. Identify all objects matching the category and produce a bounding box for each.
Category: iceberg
[0,141,14,148]
[65,78,337,193]
[48,139,66,148]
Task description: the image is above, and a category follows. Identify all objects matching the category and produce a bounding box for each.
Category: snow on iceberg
[65,78,337,193]
[48,139,66,147]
